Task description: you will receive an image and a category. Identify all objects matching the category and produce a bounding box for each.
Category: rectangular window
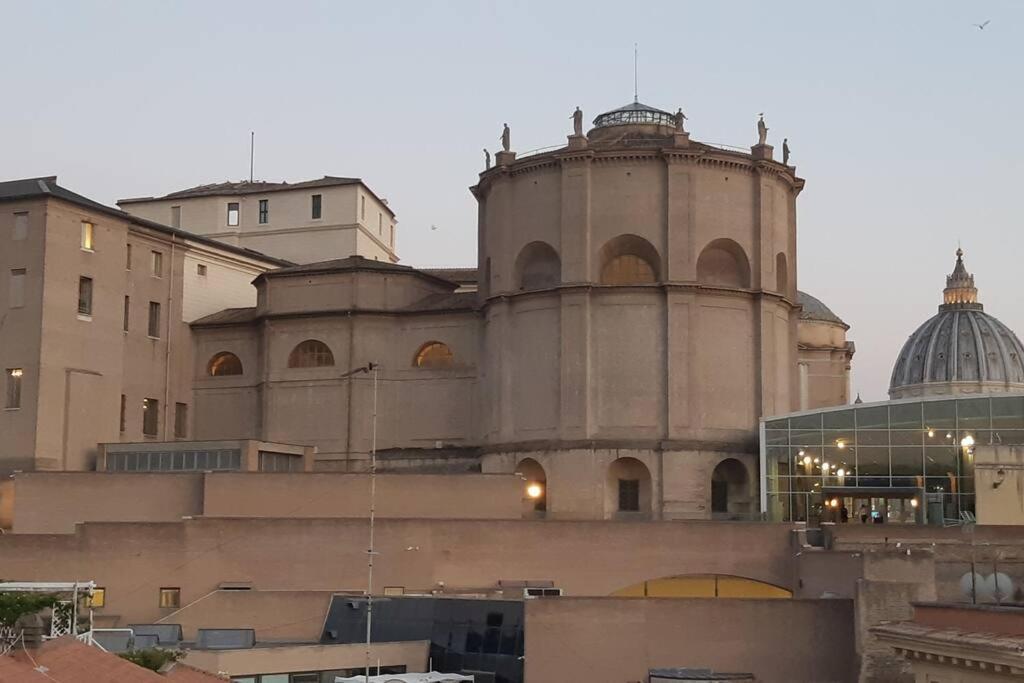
[227,202,239,226]
[175,403,188,438]
[196,263,207,276]
[618,479,640,512]
[159,587,180,609]
[361,195,366,219]
[9,269,25,308]
[126,243,132,270]
[5,368,22,409]
[143,398,159,436]
[258,199,268,224]
[81,221,94,250]
[123,295,130,331]
[170,206,181,228]
[89,588,105,608]
[311,194,322,219]
[77,276,93,316]
[13,212,28,240]
[148,301,161,338]
[119,394,126,432]
[151,251,163,278]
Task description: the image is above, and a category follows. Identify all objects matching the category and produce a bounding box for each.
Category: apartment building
[0,176,288,473]
[118,176,398,265]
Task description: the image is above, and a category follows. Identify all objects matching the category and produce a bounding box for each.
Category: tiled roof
[190,307,260,326]
[797,290,848,327]
[256,256,456,288]
[0,637,165,682]
[0,175,292,268]
[404,291,478,312]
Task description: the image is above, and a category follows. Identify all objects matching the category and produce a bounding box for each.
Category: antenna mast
[249,131,254,183]
[626,43,634,102]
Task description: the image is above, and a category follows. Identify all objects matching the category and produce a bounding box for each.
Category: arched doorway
[711,458,750,519]
[606,457,652,519]
[515,458,547,518]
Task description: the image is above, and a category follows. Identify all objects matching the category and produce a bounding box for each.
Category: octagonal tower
[471,102,804,520]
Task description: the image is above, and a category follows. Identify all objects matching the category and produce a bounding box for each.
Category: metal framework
[0,582,97,644]
[593,102,675,129]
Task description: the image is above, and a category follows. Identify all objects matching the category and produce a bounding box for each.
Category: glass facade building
[761,393,1024,524]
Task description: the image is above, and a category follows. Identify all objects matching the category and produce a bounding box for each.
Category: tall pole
[249,131,254,183]
[365,363,379,682]
[633,43,638,103]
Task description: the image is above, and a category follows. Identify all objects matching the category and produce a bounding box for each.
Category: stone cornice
[873,625,1024,675]
[479,437,758,456]
[483,281,796,308]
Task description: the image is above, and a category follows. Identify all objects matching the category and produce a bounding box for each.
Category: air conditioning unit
[523,587,562,598]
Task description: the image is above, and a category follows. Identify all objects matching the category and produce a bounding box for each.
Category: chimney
[15,613,45,650]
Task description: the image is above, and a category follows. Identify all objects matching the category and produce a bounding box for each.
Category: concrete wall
[12,472,204,534]
[797,319,853,410]
[184,640,428,679]
[524,597,857,683]
[0,518,797,626]
[201,473,521,520]
[975,446,1024,525]
[155,589,333,641]
[181,247,266,323]
[8,471,522,533]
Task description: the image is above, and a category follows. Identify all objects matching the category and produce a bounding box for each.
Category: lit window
[142,398,159,436]
[126,243,132,270]
[258,199,268,224]
[601,254,656,285]
[414,342,454,369]
[77,277,93,316]
[5,368,22,409]
[175,403,188,438]
[618,479,640,512]
[227,202,239,226]
[89,588,105,608]
[148,302,161,338]
[123,295,130,331]
[208,352,243,376]
[159,587,180,609]
[170,206,181,228]
[13,212,28,241]
[311,194,322,219]
[81,221,94,250]
[197,263,207,276]
[119,394,126,432]
[288,340,334,368]
[9,269,25,308]
[151,251,163,278]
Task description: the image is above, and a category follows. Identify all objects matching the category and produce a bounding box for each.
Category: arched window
[207,351,243,376]
[514,241,561,291]
[598,235,660,285]
[711,458,751,517]
[288,339,335,368]
[775,252,789,295]
[414,341,454,369]
[696,238,751,288]
[606,456,653,518]
[516,457,547,516]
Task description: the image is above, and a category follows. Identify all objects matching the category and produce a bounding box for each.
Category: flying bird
[430,224,438,231]
[973,20,990,30]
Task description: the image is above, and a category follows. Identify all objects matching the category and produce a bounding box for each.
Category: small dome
[797,291,848,327]
[592,100,675,129]
[889,250,1024,399]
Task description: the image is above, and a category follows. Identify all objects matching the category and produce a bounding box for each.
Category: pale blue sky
[2,1,1021,401]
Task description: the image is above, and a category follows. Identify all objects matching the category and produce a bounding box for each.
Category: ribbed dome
[889,250,1024,399]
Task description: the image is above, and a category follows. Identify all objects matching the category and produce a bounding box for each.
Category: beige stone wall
[0,517,796,626]
[524,597,857,683]
[181,248,267,323]
[159,589,334,641]
[797,319,853,409]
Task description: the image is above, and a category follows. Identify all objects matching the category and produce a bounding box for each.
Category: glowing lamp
[526,483,544,499]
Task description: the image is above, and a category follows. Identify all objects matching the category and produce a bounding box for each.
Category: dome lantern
[942,248,980,310]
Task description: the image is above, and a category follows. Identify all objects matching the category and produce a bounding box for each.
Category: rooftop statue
[783,138,790,165]
[674,108,687,132]
[484,148,491,170]
[757,114,768,145]
[501,123,510,152]
[572,107,583,136]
